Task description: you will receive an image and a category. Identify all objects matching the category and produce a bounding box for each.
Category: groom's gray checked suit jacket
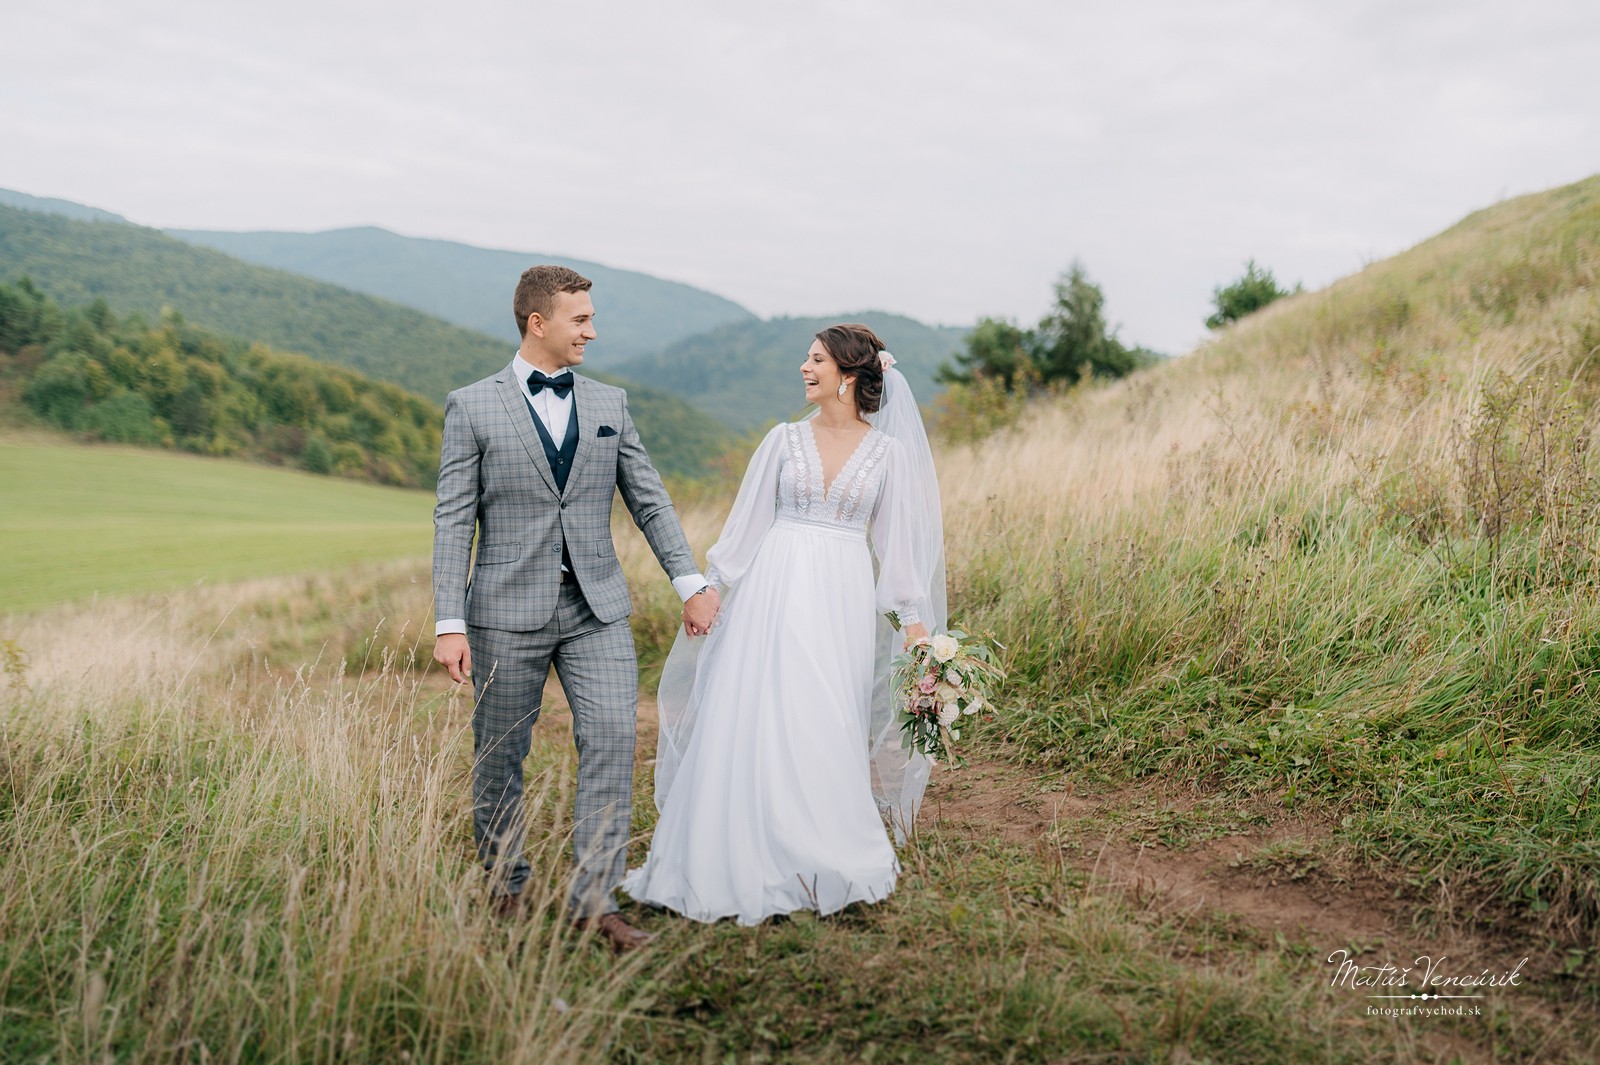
[432,365,698,630]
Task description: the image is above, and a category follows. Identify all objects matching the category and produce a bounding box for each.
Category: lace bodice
[777,422,892,531]
[702,420,929,626]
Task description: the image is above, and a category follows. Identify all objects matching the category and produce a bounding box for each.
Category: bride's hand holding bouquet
[892,626,1004,767]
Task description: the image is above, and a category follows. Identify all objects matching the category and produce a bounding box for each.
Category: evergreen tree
[1037,263,1135,380]
[937,317,1037,390]
[1206,259,1300,328]
[936,261,1147,396]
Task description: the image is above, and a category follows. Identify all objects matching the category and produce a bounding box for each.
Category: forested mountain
[0,280,441,487]
[0,203,511,397]
[0,187,129,224]
[165,226,757,361]
[0,203,728,477]
[612,313,968,431]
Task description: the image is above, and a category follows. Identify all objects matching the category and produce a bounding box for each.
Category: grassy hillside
[613,311,968,431]
[0,440,432,613]
[166,225,758,362]
[0,204,728,477]
[933,174,1600,939]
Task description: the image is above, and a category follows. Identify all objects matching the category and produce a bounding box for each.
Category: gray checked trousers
[469,582,637,917]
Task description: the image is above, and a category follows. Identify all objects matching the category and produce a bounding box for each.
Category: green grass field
[0,440,433,614]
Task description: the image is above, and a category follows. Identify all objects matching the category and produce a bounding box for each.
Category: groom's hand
[682,587,721,637]
[434,634,472,684]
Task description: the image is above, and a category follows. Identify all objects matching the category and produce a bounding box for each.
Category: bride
[620,323,946,925]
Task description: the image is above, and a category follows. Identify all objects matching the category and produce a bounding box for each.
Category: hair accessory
[879,350,897,372]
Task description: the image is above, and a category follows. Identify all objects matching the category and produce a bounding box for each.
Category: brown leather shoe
[576,912,655,953]
[492,893,522,920]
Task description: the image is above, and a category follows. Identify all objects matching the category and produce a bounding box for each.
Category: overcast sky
[3,0,1597,354]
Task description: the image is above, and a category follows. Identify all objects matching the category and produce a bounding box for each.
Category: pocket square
[597,425,618,438]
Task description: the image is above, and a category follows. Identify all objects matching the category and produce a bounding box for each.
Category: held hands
[434,634,472,684]
[683,586,722,637]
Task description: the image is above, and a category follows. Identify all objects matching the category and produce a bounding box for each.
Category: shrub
[1206,260,1300,329]
[78,390,168,445]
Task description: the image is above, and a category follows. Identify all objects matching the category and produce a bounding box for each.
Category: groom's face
[532,290,597,369]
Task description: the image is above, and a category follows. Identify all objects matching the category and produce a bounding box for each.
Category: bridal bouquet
[891,628,1004,767]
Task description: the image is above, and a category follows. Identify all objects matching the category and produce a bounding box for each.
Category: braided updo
[813,323,887,415]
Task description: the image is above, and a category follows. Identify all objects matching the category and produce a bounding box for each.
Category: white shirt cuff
[672,574,710,602]
[435,618,467,636]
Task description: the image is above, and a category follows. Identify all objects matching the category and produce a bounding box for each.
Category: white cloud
[2,0,1596,353]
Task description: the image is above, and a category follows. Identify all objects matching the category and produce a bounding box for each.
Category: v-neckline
[804,420,876,499]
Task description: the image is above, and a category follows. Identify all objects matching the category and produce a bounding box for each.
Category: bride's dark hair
[814,324,886,414]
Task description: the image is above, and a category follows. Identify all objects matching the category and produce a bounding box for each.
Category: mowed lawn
[0,441,435,613]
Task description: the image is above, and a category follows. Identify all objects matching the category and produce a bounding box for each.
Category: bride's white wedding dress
[621,399,941,925]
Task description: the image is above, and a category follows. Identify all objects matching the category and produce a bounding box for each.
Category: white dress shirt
[518,353,575,445]
[435,354,707,636]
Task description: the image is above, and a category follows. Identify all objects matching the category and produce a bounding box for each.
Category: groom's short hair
[514,266,593,337]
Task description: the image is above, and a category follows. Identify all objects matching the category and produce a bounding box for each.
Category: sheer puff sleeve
[703,424,785,590]
[870,436,932,627]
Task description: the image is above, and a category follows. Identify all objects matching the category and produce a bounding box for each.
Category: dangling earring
[837,381,848,399]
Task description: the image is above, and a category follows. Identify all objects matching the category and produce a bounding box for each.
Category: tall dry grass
[9,567,1554,1064]
[925,176,1600,943]
[0,565,670,1063]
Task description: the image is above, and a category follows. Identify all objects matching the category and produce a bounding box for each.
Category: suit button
[552,545,560,554]
[560,501,568,509]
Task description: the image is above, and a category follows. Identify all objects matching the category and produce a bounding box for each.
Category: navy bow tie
[527,371,573,397]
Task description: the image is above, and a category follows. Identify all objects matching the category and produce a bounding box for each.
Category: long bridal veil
[859,366,945,841]
[652,365,946,844]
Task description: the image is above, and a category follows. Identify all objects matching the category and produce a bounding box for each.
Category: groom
[432,265,720,952]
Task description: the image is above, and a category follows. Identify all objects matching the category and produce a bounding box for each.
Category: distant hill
[1,278,444,488]
[612,312,969,431]
[0,202,728,478]
[0,187,129,225]
[0,202,511,397]
[166,225,757,362]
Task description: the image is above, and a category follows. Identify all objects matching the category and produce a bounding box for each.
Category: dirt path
[924,753,1394,947]
[919,747,1569,989]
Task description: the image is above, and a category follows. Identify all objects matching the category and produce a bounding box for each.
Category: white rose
[937,702,959,727]
[931,634,960,662]
[963,696,983,715]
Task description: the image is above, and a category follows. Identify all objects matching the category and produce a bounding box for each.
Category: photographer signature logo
[1324,950,1528,1017]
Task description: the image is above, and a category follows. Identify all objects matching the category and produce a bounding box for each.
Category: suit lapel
[564,375,597,496]
[495,367,560,496]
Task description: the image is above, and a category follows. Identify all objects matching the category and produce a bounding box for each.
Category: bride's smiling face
[800,340,852,404]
